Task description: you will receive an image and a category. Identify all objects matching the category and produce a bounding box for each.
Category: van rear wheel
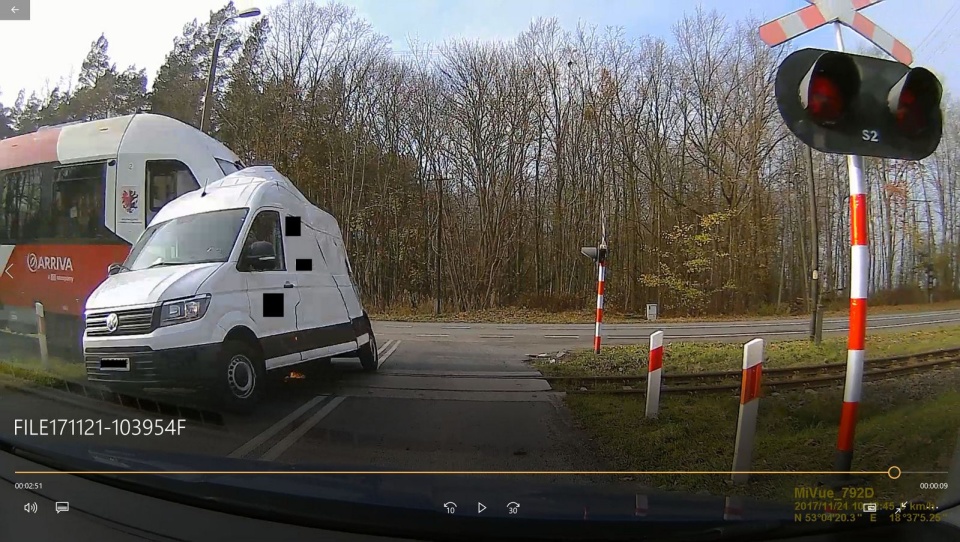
[218,340,265,413]
[358,332,379,372]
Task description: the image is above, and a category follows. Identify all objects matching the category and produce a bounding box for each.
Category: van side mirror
[107,263,123,276]
[245,240,277,271]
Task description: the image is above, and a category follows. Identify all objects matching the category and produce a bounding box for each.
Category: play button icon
[477,502,486,514]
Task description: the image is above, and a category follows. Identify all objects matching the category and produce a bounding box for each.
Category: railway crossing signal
[580,246,607,263]
[582,239,608,354]
[775,48,943,160]
[760,0,941,478]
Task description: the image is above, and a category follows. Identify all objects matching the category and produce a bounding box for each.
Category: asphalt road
[0,336,604,480]
[377,309,960,351]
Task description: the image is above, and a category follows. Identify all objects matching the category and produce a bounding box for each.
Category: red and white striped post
[646,331,664,418]
[833,24,869,476]
[593,245,607,354]
[835,153,869,474]
[731,338,764,485]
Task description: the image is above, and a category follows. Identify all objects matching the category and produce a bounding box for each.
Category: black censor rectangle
[285,216,301,236]
[263,292,284,317]
[0,0,30,20]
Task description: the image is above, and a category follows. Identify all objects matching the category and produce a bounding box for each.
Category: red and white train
[0,114,243,350]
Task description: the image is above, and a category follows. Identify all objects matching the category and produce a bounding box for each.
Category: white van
[82,166,378,410]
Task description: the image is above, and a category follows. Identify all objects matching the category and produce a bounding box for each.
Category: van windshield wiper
[144,259,224,269]
[145,261,180,269]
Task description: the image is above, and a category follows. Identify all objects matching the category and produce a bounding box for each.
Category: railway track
[544,347,960,395]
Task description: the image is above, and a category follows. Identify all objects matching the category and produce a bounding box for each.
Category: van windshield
[125,208,249,270]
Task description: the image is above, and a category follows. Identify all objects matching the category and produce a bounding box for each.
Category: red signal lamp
[888,68,942,138]
[799,52,858,127]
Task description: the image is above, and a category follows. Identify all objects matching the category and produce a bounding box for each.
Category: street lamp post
[200,7,261,134]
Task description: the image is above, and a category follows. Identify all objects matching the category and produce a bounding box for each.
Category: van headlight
[159,295,211,327]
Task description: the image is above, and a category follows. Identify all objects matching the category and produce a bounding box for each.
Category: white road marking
[544,335,579,339]
[417,333,450,337]
[480,335,515,339]
[260,396,346,461]
[378,339,401,368]
[228,395,329,459]
[441,325,472,329]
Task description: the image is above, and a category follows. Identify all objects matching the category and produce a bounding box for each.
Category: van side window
[240,210,285,271]
[146,160,200,214]
[216,158,241,176]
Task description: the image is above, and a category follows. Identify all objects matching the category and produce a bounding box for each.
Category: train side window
[146,160,200,217]
[0,166,44,242]
[52,162,108,240]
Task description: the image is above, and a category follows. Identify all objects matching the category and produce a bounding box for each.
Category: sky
[0,0,958,106]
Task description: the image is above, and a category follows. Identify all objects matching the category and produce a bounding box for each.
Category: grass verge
[371,299,960,324]
[565,370,960,503]
[535,325,960,378]
[0,356,86,385]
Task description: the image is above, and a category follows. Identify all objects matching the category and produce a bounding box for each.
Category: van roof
[151,166,343,236]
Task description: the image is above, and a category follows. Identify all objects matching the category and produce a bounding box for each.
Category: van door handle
[283,282,294,289]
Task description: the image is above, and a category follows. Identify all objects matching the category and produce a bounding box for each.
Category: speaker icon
[23,502,38,514]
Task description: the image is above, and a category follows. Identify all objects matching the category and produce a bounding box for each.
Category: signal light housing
[776,48,943,161]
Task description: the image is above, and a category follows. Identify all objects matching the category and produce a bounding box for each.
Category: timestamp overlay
[791,465,949,524]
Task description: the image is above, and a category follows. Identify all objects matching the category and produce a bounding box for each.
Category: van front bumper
[84,344,221,388]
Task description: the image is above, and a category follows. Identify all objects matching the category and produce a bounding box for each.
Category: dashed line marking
[228,395,329,459]
[260,396,346,461]
[378,339,401,368]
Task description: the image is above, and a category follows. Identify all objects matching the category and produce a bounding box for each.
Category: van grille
[85,307,158,336]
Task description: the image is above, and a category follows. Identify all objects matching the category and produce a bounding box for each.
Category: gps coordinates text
[14,418,187,437]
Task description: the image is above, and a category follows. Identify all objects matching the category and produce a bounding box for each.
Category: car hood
[86,263,222,311]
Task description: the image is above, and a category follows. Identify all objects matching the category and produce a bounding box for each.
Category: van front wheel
[218,340,265,413]
[358,332,379,372]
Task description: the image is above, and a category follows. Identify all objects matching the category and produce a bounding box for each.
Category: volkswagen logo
[105,313,120,333]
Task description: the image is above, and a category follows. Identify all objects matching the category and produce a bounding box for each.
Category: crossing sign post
[760,0,912,65]
[760,1,942,480]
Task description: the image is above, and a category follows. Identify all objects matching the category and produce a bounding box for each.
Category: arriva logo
[26,253,75,273]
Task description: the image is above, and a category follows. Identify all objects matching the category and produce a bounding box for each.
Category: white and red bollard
[593,256,606,354]
[635,494,648,517]
[731,338,764,485]
[35,302,49,370]
[646,331,664,418]
[723,496,743,521]
[836,157,869,474]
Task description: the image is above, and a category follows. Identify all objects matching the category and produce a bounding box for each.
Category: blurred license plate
[100,358,130,371]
